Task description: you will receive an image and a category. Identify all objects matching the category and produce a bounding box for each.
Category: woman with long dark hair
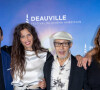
[11,23,47,90]
[84,28,100,90]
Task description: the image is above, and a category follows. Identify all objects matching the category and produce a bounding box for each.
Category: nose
[59,44,64,49]
[25,36,29,41]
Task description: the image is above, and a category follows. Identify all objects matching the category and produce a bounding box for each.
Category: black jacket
[44,52,85,90]
[84,58,100,90]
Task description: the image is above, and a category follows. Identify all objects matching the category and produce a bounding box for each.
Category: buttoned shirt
[51,56,71,90]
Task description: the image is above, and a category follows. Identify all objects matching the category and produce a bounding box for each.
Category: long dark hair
[11,23,47,79]
[94,28,100,63]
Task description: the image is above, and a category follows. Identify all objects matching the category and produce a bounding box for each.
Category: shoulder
[44,51,54,70]
[71,54,85,71]
[91,55,100,65]
[71,54,78,67]
[43,51,54,64]
[89,55,100,69]
[71,54,77,63]
[71,54,76,59]
[46,51,54,60]
[1,45,12,55]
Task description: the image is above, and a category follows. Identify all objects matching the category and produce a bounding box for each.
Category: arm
[76,48,96,70]
[76,55,83,67]
[83,48,96,69]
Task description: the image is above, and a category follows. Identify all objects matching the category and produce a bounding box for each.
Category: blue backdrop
[0,0,100,56]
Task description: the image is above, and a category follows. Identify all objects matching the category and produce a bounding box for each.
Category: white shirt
[12,51,47,88]
[51,56,71,90]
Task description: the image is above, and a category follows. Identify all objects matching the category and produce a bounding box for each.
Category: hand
[83,55,92,68]
[38,78,46,89]
[76,55,92,70]
[81,57,88,70]
[82,56,92,70]
[83,48,95,67]
[76,55,83,67]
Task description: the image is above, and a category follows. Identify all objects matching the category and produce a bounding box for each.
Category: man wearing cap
[44,31,85,90]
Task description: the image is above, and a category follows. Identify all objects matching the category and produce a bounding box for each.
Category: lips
[58,50,65,55]
[25,41,31,45]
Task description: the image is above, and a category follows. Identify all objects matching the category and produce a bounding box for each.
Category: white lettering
[31,16,35,21]
[31,15,67,22]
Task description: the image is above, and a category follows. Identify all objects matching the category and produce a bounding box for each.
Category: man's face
[54,39,72,59]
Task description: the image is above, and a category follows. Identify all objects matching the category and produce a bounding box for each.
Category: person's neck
[25,48,33,51]
[58,53,70,61]
[57,53,70,66]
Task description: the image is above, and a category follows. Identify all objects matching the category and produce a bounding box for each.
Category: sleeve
[11,71,24,87]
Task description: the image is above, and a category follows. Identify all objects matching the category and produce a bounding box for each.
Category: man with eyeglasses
[44,31,85,90]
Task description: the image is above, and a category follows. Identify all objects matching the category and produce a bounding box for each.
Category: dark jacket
[44,52,85,90]
[84,57,100,90]
[0,46,13,90]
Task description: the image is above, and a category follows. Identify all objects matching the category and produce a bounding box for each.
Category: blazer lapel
[68,55,77,90]
[46,53,54,90]
[47,60,53,80]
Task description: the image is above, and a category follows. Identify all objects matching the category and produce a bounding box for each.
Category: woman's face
[20,29,33,51]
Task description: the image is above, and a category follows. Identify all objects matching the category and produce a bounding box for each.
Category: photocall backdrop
[0,0,100,56]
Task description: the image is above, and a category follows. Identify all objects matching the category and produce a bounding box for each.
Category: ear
[1,36,3,41]
[69,43,72,48]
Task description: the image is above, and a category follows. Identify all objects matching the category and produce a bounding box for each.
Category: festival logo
[26,14,81,25]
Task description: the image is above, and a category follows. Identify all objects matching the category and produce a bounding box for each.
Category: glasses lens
[54,42,70,47]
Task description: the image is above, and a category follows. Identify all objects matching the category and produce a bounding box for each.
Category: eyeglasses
[54,42,71,47]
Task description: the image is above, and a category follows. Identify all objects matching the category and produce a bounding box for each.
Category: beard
[57,51,69,60]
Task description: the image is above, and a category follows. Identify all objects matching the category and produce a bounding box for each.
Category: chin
[58,53,68,59]
[58,56,66,59]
